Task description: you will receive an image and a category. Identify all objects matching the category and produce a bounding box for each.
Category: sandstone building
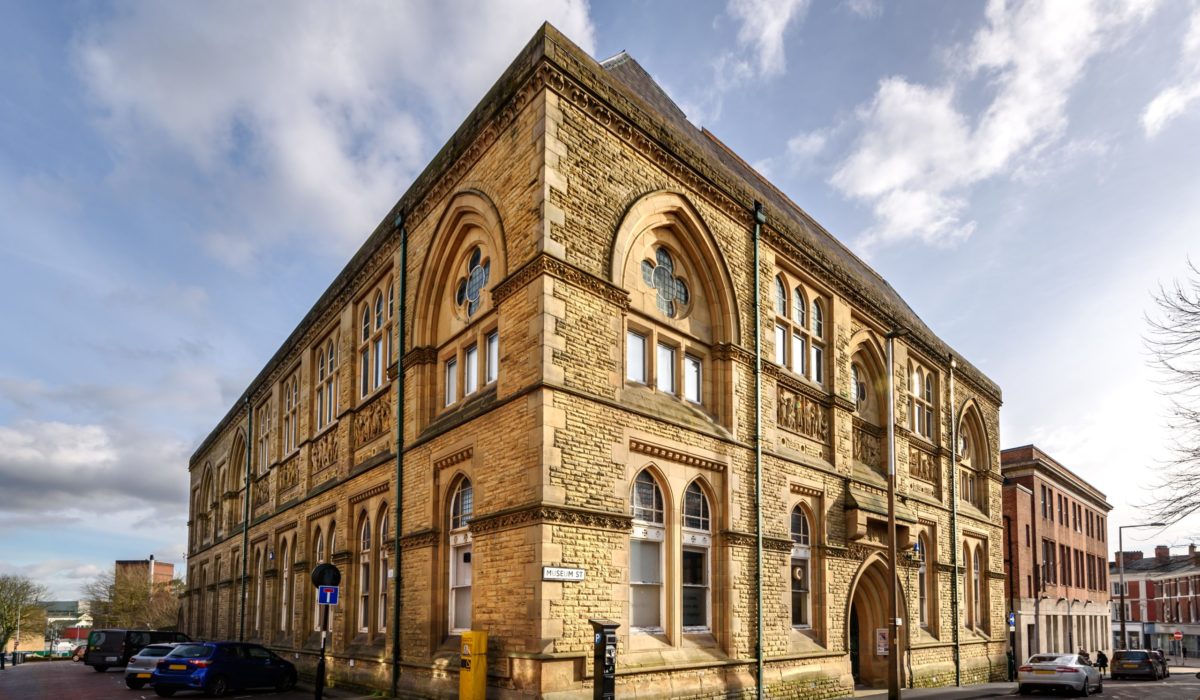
[1000,445,1111,664]
[182,24,1005,698]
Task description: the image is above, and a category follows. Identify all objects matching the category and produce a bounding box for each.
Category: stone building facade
[1000,445,1111,663]
[181,24,1006,698]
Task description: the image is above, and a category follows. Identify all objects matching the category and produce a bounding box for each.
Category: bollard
[459,630,488,700]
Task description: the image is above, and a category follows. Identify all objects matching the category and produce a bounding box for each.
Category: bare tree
[84,569,183,630]
[0,575,49,651]
[1146,260,1200,524]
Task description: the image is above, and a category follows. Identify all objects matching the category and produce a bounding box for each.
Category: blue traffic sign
[1007,612,1016,626]
[318,585,340,605]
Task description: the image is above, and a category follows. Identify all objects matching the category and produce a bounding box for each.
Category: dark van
[84,629,191,672]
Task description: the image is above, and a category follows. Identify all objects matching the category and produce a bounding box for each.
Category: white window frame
[681,482,711,632]
[449,480,473,634]
[378,512,389,633]
[683,354,702,404]
[630,471,665,633]
[444,357,458,407]
[790,506,812,629]
[626,330,647,384]
[358,517,371,634]
[485,331,499,385]
[316,337,338,430]
[464,344,479,396]
[279,540,291,632]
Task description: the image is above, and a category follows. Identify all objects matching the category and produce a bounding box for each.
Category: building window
[958,423,985,511]
[681,482,711,631]
[851,363,868,411]
[439,247,499,410]
[315,337,338,430]
[791,506,811,628]
[973,544,984,630]
[358,515,372,633]
[630,470,665,632]
[917,535,929,627]
[456,247,491,320]
[444,358,458,407]
[283,374,299,455]
[485,331,499,385]
[772,274,826,385]
[378,509,389,633]
[449,479,473,633]
[464,344,479,396]
[626,324,708,406]
[279,539,291,633]
[312,527,325,631]
[254,549,265,635]
[908,363,934,440]
[256,401,271,475]
[359,279,394,398]
[641,246,690,318]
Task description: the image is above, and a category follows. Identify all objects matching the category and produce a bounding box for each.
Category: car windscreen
[167,644,213,659]
[135,646,174,658]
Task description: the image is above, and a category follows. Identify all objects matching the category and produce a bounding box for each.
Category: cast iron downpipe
[391,212,407,697]
[752,201,766,699]
[240,397,252,642]
[949,355,960,685]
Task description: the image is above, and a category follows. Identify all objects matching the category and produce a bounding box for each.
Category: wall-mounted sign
[875,628,889,656]
[543,566,585,582]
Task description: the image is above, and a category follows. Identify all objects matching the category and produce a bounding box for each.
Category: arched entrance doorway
[847,555,907,688]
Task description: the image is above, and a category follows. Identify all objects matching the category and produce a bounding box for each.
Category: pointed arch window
[973,543,985,631]
[316,336,338,430]
[279,539,292,633]
[851,363,868,411]
[283,374,300,454]
[958,418,985,510]
[630,471,665,632]
[909,364,935,440]
[312,526,325,631]
[442,246,499,409]
[682,482,712,631]
[449,479,473,633]
[255,400,271,475]
[773,273,825,384]
[791,506,812,628]
[359,278,394,398]
[253,549,265,636]
[962,542,974,628]
[378,508,389,633]
[916,535,929,627]
[358,515,371,633]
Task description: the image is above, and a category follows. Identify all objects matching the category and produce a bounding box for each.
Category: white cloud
[727,0,810,78]
[74,1,596,267]
[1142,5,1200,137]
[826,0,1158,250]
[844,0,883,20]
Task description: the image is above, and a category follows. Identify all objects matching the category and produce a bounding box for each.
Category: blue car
[150,641,297,697]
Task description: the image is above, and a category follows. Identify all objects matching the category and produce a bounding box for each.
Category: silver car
[124,643,180,689]
[1017,653,1103,696]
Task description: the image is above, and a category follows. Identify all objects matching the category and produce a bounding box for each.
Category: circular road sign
[311,563,341,588]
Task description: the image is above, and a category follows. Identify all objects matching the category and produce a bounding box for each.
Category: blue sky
[2,0,1198,599]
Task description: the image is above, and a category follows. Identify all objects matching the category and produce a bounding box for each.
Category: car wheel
[1079,677,1090,696]
[92,665,108,673]
[275,670,297,692]
[154,688,176,698]
[1017,683,1030,695]
[205,674,229,697]
[126,678,146,690]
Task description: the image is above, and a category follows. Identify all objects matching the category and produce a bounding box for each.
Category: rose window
[455,247,491,320]
[640,247,690,318]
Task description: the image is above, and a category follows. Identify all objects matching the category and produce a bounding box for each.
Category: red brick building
[1002,445,1111,661]
[1111,546,1200,653]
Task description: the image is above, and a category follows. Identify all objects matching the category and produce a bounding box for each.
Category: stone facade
[181,24,1006,699]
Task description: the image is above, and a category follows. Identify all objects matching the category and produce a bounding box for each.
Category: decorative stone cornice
[470,504,632,536]
[403,346,438,369]
[832,395,856,413]
[721,531,794,552]
[434,447,474,472]
[986,571,1006,581]
[773,370,832,406]
[491,252,630,308]
[790,483,823,498]
[274,521,298,535]
[710,343,755,367]
[350,482,389,505]
[307,504,338,522]
[629,438,725,472]
[400,529,438,550]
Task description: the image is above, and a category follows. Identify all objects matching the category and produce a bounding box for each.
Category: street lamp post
[1118,523,1165,650]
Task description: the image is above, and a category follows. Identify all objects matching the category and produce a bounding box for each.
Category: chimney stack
[1115,551,1143,566]
[1156,545,1171,563]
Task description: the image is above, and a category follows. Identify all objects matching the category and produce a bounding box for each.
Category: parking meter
[589,619,619,700]
[459,630,488,700]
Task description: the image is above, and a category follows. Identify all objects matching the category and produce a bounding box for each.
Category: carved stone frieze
[469,505,632,536]
[710,343,755,367]
[353,394,391,448]
[852,421,883,470]
[908,444,938,485]
[402,346,438,369]
[629,439,725,472]
[777,386,830,442]
[310,428,339,475]
[252,475,270,508]
[349,482,389,505]
[719,531,793,552]
[400,530,438,550]
[278,455,299,493]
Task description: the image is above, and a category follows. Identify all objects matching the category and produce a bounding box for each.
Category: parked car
[1150,649,1170,678]
[84,629,191,672]
[125,643,181,689]
[1017,653,1102,696]
[1110,649,1160,680]
[150,641,297,697]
